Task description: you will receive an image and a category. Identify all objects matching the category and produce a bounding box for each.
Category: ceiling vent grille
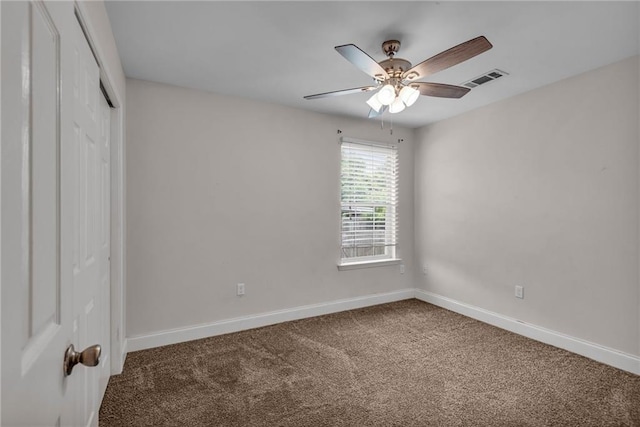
[462,69,509,89]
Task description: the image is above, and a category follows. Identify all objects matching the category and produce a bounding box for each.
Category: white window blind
[340,138,398,263]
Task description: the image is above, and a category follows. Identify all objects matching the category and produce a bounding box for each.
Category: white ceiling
[105,1,639,128]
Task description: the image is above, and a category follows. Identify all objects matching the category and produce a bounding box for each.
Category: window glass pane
[340,140,398,263]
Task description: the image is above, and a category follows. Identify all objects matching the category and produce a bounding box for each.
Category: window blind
[340,139,398,261]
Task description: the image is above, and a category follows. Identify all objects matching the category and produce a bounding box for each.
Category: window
[340,138,398,265]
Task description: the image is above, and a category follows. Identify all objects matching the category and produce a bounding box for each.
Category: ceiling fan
[304,36,493,117]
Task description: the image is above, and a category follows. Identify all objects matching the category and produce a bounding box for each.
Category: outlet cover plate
[515,285,524,299]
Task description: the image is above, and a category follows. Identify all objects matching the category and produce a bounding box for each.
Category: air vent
[462,69,509,89]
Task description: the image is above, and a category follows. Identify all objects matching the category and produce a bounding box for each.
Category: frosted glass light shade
[389,97,406,114]
[366,93,383,112]
[377,84,396,106]
[399,86,420,107]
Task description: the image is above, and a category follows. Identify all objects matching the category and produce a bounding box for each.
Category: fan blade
[335,44,389,81]
[368,105,387,119]
[412,82,471,99]
[403,36,493,81]
[304,86,377,100]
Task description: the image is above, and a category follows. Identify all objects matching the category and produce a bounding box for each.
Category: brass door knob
[63,344,101,376]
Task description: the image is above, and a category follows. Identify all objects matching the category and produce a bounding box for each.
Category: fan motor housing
[379,58,412,78]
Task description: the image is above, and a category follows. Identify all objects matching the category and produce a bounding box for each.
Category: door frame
[74,1,126,375]
[1,0,3,420]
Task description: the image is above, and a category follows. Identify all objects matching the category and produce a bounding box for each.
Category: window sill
[337,259,402,271]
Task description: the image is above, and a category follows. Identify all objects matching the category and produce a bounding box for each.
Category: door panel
[30,0,60,340]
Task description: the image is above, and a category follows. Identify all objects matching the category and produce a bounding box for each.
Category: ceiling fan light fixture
[377,84,396,106]
[305,36,493,118]
[399,85,420,107]
[389,96,406,114]
[366,93,383,112]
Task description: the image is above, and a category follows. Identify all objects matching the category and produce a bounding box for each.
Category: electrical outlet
[400,264,405,274]
[237,283,245,296]
[515,285,524,299]
[423,265,428,275]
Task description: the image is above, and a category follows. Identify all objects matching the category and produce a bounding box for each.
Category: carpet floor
[100,299,640,426]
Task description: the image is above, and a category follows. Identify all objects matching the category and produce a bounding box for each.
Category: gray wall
[126,79,415,338]
[414,56,639,356]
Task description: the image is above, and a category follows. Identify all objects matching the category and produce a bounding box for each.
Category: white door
[97,83,112,407]
[1,1,110,425]
[70,15,110,427]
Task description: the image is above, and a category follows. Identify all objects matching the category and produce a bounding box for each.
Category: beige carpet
[100,300,640,426]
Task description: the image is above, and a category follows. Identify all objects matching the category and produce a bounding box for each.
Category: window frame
[338,137,400,269]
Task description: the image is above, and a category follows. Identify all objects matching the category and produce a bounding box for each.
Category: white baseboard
[120,339,128,370]
[126,288,415,352]
[110,338,127,375]
[415,289,640,375]
[124,287,639,376]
